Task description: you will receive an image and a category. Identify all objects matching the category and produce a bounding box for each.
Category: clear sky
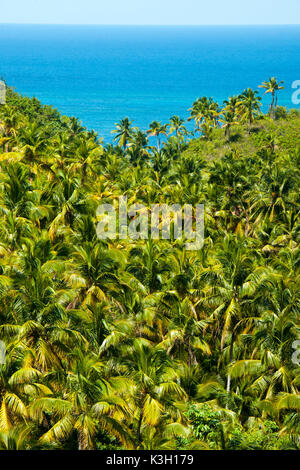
[1,0,300,25]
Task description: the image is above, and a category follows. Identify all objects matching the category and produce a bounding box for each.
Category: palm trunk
[176,130,180,155]
[245,214,250,237]
[81,162,87,184]
[137,408,144,443]
[78,431,84,451]
[219,426,226,450]
[187,337,196,367]
[226,335,234,408]
[226,125,231,141]
[270,91,274,116]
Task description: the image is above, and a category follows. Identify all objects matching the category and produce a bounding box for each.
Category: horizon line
[1,23,300,27]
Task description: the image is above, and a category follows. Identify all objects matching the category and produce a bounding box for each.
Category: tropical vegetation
[0,79,299,450]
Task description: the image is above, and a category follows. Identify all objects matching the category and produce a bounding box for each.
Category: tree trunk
[248,113,252,133]
[219,426,226,450]
[177,130,180,155]
[271,91,274,114]
[81,162,87,184]
[78,431,84,451]
[137,408,144,443]
[245,215,250,237]
[226,335,234,408]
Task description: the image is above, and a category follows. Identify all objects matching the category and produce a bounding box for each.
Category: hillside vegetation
[0,85,299,450]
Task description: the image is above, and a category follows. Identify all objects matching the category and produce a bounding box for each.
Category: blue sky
[1,0,300,25]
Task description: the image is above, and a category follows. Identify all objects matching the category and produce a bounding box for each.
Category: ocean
[0,24,300,141]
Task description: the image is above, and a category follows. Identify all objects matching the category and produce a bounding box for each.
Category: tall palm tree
[239,88,262,132]
[0,107,21,151]
[112,117,135,150]
[188,97,219,138]
[127,129,150,163]
[147,121,168,152]
[220,111,239,141]
[199,234,257,398]
[169,116,188,154]
[259,77,284,117]
[17,122,50,171]
[30,351,133,449]
[121,339,186,445]
[223,95,242,118]
[69,135,102,184]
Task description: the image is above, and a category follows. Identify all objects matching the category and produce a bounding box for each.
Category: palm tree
[259,77,284,117]
[64,116,85,136]
[30,350,133,449]
[220,111,239,141]
[147,121,168,152]
[68,135,102,184]
[112,117,135,150]
[0,83,298,451]
[223,95,242,118]
[0,427,37,450]
[188,97,219,139]
[0,107,21,151]
[239,88,262,132]
[169,116,188,154]
[17,122,50,171]
[198,234,257,399]
[157,293,211,366]
[127,129,150,163]
[121,339,186,445]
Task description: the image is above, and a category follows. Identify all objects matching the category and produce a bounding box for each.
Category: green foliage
[0,82,299,450]
[186,404,224,445]
[275,106,288,120]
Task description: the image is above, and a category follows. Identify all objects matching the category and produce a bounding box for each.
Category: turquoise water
[0,24,300,141]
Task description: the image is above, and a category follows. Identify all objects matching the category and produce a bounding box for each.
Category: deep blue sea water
[0,25,300,141]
